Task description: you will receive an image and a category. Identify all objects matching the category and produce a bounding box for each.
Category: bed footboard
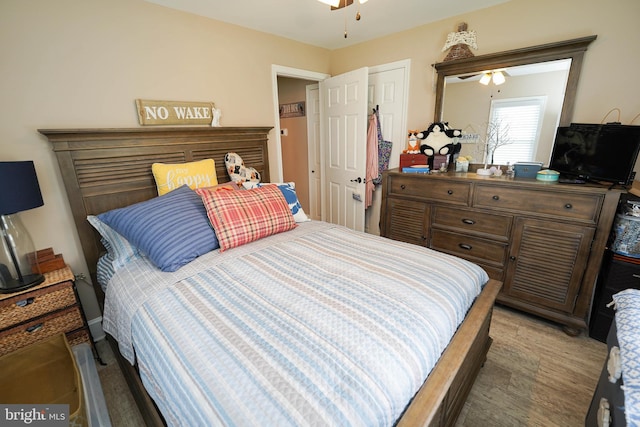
[397,279,502,427]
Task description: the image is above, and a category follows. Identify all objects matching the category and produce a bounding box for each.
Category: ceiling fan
[456,70,510,85]
[318,0,368,11]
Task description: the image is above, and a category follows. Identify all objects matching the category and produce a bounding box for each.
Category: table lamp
[0,161,45,293]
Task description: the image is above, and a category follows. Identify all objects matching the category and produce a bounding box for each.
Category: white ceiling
[145,0,512,50]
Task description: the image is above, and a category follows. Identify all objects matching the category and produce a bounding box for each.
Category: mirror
[434,36,596,165]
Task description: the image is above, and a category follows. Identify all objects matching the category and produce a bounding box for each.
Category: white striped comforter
[102,221,488,426]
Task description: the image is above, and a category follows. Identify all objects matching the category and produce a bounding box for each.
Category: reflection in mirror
[433,36,596,166]
[443,59,571,165]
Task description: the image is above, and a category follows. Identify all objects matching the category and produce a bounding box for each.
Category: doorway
[271,61,409,233]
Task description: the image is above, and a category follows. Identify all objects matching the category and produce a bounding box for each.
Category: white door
[365,63,409,234]
[319,67,369,232]
[306,84,322,221]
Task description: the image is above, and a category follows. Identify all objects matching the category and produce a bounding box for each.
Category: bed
[40,126,502,427]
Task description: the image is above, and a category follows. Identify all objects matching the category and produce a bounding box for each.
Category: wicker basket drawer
[0,281,76,329]
[0,306,85,357]
[66,328,91,347]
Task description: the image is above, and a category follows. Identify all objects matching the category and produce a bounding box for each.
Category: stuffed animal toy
[225,152,261,184]
[403,130,421,154]
[418,122,462,157]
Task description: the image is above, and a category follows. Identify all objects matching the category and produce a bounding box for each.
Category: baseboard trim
[88,316,105,342]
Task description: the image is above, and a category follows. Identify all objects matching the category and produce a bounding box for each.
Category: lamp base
[0,273,45,294]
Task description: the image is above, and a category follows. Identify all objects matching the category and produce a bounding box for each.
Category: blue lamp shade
[0,161,45,293]
[0,161,44,215]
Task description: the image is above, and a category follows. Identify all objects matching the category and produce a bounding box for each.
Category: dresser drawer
[0,281,76,329]
[473,184,601,222]
[431,229,508,266]
[432,206,512,239]
[389,176,470,205]
[0,306,85,357]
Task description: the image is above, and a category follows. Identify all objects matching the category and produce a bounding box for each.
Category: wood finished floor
[96,304,606,426]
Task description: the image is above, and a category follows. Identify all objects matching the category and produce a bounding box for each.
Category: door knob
[350,177,362,183]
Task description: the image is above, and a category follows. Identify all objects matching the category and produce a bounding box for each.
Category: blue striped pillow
[98,185,219,272]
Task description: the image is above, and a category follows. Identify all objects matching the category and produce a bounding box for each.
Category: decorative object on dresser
[0,161,45,293]
[0,265,93,357]
[586,289,640,426]
[380,170,622,335]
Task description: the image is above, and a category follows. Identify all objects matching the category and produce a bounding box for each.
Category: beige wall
[0,0,330,321]
[2,0,639,322]
[331,0,640,168]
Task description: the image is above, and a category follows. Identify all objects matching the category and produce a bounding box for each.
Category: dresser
[380,170,622,334]
[0,265,92,357]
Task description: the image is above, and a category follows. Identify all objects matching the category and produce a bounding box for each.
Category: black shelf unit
[589,192,640,342]
[589,251,640,342]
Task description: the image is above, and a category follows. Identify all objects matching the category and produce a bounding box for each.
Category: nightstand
[0,265,92,357]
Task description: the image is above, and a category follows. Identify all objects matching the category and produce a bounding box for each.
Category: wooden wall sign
[279,101,305,118]
[135,99,215,126]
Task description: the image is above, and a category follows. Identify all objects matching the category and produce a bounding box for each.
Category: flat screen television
[548,123,640,185]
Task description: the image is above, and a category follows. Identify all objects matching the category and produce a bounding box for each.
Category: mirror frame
[433,35,597,126]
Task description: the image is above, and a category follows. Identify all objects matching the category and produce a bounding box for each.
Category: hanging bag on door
[372,106,392,185]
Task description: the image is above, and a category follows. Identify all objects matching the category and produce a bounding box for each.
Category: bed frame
[40,126,502,427]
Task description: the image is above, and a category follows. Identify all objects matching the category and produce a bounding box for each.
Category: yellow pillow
[152,159,218,196]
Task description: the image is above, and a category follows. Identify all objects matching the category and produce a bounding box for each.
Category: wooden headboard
[39,126,272,307]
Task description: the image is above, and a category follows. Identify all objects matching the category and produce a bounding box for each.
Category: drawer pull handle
[26,323,43,333]
[564,203,573,209]
[510,256,517,261]
[16,297,35,307]
[633,274,640,279]
[462,218,475,225]
[492,195,500,201]
[400,184,406,190]
[459,243,473,251]
[447,190,453,195]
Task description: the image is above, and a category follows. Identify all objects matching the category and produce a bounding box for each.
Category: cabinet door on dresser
[503,217,595,314]
[383,197,429,246]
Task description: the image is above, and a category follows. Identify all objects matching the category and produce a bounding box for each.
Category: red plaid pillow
[196,185,297,252]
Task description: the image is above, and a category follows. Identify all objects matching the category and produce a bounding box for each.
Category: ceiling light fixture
[492,70,506,85]
[479,70,506,86]
[317,0,341,7]
[317,0,368,11]
[479,73,492,85]
[318,0,368,38]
